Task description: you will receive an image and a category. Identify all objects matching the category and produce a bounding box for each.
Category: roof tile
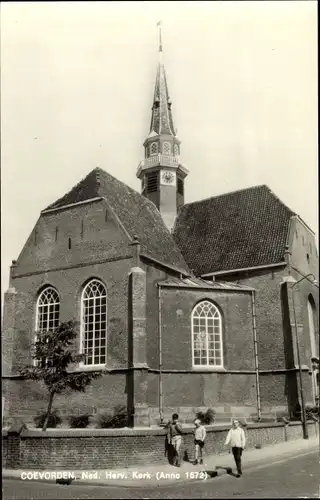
[45,168,190,275]
[173,185,295,276]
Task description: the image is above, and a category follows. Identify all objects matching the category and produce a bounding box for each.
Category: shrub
[203,408,216,424]
[95,411,113,429]
[196,411,205,423]
[96,405,128,429]
[291,405,319,421]
[196,408,216,425]
[34,411,61,429]
[305,405,320,420]
[69,414,90,428]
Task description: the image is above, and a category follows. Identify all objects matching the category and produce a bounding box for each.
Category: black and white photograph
[1,1,319,499]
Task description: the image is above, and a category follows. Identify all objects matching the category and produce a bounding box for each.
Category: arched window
[36,287,60,333]
[307,296,317,358]
[163,141,172,155]
[149,142,158,156]
[81,279,107,366]
[35,287,60,366]
[192,301,223,368]
[174,144,179,156]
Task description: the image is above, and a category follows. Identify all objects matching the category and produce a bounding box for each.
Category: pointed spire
[149,21,176,136]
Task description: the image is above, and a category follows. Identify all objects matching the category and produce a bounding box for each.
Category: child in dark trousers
[224,419,246,477]
[166,413,183,467]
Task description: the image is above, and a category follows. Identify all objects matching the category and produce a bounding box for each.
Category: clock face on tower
[160,170,176,186]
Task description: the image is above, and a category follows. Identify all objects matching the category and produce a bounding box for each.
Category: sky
[1,1,318,299]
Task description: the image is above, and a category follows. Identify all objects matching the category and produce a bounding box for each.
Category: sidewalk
[3,437,318,488]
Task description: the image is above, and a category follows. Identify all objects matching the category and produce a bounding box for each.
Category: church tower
[137,23,189,232]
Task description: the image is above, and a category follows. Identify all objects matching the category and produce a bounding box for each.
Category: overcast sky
[1,1,318,298]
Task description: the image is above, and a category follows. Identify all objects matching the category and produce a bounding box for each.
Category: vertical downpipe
[251,290,261,420]
[158,284,164,424]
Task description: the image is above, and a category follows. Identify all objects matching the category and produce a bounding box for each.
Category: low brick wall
[2,421,318,470]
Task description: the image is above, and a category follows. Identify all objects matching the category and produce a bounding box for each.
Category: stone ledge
[14,421,301,438]
[3,420,316,439]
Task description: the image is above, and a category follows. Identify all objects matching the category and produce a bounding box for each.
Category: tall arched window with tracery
[192,300,223,368]
[307,295,319,404]
[81,279,107,366]
[35,287,60,366]
[307,296,317,358]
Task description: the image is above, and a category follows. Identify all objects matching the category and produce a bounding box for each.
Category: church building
[2,27,319,427]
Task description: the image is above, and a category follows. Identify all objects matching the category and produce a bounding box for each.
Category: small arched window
[163,141,172,155]
[35,287,60,366]
[149,142,158,156]
[192,300,223,368]
[81,279,107,366]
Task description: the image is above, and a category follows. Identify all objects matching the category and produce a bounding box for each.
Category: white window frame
[80,279,107,368]
[34,286,60,367]
[191,300,223,369]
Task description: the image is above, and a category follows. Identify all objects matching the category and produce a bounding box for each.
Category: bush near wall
[95,405,128,428]
[34,411,62,429]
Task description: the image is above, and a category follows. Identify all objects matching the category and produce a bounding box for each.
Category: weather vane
[157,20,162,52]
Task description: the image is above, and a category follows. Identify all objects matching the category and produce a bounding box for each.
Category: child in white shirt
[193,418,206,465]
[224,419,246,477]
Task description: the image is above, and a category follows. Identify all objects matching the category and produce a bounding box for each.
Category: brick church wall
[160,288,254,371]
[287,216,319,365]
[2,373,128,427]
[2,198,138,425]
[156,287,258,414]
[220,263,318,412]
[14,199,132,275]
[5,259,132,373]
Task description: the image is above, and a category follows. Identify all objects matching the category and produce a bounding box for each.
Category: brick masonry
[2,422,318,470]
[219,265,319,415]
[2,189,319,427]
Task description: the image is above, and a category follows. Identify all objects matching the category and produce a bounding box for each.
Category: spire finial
[157,20,162,53]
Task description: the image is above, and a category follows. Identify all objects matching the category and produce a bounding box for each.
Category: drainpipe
[158,284,164,425]
[251,290,261,421]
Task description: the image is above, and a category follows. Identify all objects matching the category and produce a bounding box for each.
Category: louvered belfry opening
[146,172,158,193]
[177,178,184,196]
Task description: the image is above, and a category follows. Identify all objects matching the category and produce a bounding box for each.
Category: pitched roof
[158,276,254,291]
[44,168,190,274]
[173,185,295,276]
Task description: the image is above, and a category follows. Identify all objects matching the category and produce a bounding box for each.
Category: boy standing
[193,418,206,465]
[166,413,183,467]
[224,419,246,477]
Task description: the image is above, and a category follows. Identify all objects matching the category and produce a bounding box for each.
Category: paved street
[3,450,319,499]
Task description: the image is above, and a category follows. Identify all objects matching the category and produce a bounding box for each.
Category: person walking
[193,418,206,465]
[224,419,246,477]
[166,413,183,467]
